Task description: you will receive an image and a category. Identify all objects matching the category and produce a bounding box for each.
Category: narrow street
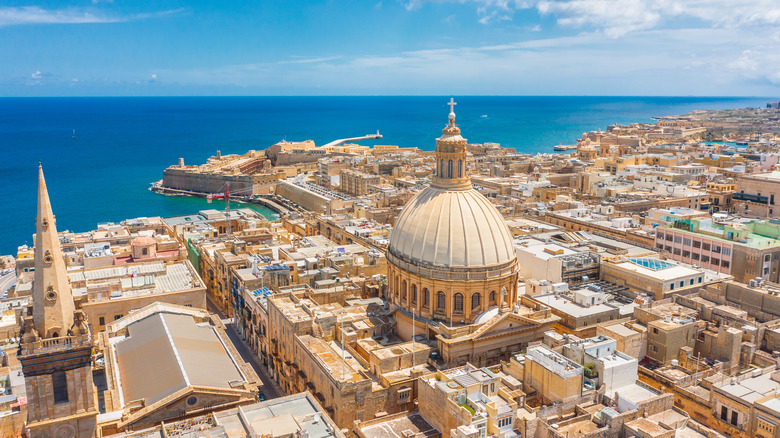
[207,297,283,399]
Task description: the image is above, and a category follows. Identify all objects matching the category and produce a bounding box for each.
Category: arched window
[489,291,496,303]
[412,284,418,304]
[454,293,464,312]
[448,160,453,178]
[401,280,408,301]
[437,291,446,310]
[458,160,462,178]
[441,160,445,177]
[472,293,481,310]
[423,289,430,307]
[395,276,400,297]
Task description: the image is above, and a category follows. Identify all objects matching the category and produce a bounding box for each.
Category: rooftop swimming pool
[627,257,675,271]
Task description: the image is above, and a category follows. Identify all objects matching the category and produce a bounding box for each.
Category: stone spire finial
[31,163,76,339]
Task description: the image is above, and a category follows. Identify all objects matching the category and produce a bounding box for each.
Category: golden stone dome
[389,186,515,270]
[388,98,516,273]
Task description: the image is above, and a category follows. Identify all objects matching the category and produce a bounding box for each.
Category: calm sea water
[0,96,771,255]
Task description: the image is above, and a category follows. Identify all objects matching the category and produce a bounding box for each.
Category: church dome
[389,186,515,269]
[131,236,155,247]
[388,98,516,273]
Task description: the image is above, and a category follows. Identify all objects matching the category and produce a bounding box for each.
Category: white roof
[614,260,700,281]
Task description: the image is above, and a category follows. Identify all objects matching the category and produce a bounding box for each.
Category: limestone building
[387,100,519,325]
[18,164,99,438]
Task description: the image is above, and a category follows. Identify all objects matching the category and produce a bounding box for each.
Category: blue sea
[0,96,771,255]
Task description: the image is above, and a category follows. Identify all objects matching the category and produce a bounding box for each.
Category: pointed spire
[32,163,75,339]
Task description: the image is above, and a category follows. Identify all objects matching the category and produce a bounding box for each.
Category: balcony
[733,192,769,204]
[20,334,92,356]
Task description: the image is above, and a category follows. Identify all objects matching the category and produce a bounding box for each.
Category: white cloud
[536,0,660,37]
[0,6,183,27]
[276,56,341,65]
[31,70,42,79]
[405,0,780,37]
[151,74,157,80]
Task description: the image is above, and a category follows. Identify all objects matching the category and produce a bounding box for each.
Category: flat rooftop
[614,257,701,281]
[359,412,440,438]
[717,371,780,403]
[601,322,643,337]
[613,383,659,405]
[534,293,618,318]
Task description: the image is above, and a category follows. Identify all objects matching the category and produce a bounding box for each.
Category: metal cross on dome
[448,98,457,114]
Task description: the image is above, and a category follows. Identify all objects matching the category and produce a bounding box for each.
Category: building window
[448,160,453,178]
[712,245,721,253]
[712,258,720,266]
[423,289,430,307]
[472,293,481,310]
[674,248,681,256]
[702,243,711,251]
[454,293,464,313]
[722,261,730,269]
[683,238,691,246]
[437,291,446,311]
[682,250,691,258]
[489,291,496,303]
[114,314,123,320]
[674,236,682,244]
[99,316,105,326]
[731,410,738,426]
[458,160,462,178]
[721,406,728,421]
[52,370,69,404]
[722,247,731,256]
[412,285,417,304]
[692,253,700,261]
[702,255,710,263]
[693,240,701,248]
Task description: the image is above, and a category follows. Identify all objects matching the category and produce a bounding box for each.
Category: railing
[387,251,517,281]
[20,334,91,356]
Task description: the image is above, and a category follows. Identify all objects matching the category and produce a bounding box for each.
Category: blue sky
[1,0,779,96]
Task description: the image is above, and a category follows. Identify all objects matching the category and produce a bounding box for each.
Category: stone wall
[163,167,276,195]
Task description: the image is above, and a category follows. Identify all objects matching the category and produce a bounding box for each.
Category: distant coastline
[0,95,771,255]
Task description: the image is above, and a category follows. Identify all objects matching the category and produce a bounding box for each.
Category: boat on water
[736,141,748,146]
[72,129,76,139]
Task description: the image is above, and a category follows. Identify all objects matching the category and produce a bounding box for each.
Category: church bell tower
[18,163,98,438]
